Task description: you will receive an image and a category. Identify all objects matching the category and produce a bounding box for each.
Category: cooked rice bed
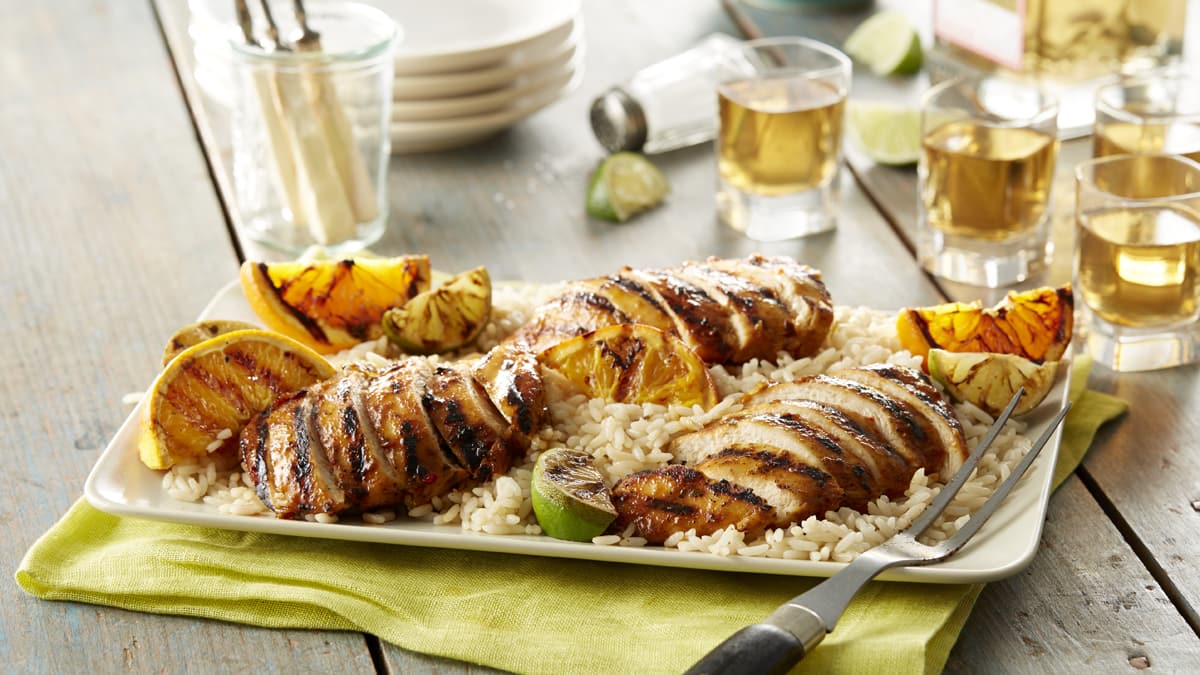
[164,293,1034,563]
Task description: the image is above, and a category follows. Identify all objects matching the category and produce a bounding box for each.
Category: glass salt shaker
[590,33,743,154]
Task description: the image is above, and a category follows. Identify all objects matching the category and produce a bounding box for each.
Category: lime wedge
[927,349,1059,417]
[586,152,669,222]
[844,10,923,76]
[847,101,922,166]
[531,448,617,541]
[381,266,492,355]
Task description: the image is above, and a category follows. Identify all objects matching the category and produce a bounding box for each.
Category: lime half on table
[586,152,670,222]
[844,10,923,76]
[847,101,923,166]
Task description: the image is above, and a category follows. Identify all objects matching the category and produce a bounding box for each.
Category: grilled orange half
[240,256,431,354]
[538,323,719,409]
[897,285,1074,367]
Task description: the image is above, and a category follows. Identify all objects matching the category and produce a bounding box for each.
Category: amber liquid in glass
[717,77,844,197]
[1093,120,1200,161]
[1078,205,1200,327]
[921,120,1058,241]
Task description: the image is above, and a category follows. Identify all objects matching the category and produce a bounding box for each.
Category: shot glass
[1094,73,1200,161]
[229,2,396,255]
[917,77,1060,287]
[716,37,851,241]
[1074,154,1200,372]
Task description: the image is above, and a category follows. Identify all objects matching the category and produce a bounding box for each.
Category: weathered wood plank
[0,0,371,670]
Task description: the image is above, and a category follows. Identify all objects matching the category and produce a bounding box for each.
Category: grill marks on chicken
[503,254,834,366]
[613,365,969,543]
[241,357,528,518]
[610,465,776,543]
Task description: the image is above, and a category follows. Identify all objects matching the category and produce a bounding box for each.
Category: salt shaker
[590,33,743,153]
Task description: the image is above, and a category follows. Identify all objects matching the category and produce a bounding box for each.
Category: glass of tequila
[918,77,1059,287]
[1075,154,1200,371]
[1095,73,1200,164]
[716,37,851,241]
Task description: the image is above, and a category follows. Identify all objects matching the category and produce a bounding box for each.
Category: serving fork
[685,389,1071,675]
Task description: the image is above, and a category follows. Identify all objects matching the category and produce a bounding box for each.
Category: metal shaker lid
[589,87,648,153]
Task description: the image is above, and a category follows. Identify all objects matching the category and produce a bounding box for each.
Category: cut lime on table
[531,448,617,541]
[844,10,923,76]
[927,349,1059,417]
[847,102,922,166]
[586,152,669,222]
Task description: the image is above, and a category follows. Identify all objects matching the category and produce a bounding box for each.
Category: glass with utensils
[917,76,1060,287]
[715,37,851,241]
[229,1,396,255]
[1093,73,1200,169]
[1074,154,1200,372]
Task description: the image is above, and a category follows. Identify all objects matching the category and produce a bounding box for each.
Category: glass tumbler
[229,2,396,255]
[1075,154,1200,372]
[1094,73,1200,161]
[715,37,851,241]
[918,76,1059,287]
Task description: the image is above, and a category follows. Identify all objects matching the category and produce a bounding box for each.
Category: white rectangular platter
[85,279,1069,584]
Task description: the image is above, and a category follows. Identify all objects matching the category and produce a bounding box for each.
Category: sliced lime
[586,152,669,222]
[927,349,1059,417]
[844,10,923,76]
[847,101,922,166]
[531,448,617,542]
[381,266,491,355]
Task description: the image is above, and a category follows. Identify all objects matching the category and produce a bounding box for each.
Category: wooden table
[3,0,1197,671]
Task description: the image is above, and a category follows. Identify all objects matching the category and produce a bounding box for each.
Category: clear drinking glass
[1074,154,1200,372]
[229,2,396,255]
[1094,72,1200,161]
[918,76,1060,287]
[715,37,851,241]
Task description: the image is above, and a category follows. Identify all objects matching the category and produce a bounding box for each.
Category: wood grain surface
[5,0,1197,672]
[0,0,374,670]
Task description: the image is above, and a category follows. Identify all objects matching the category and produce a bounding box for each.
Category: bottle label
[933,0,1025,71]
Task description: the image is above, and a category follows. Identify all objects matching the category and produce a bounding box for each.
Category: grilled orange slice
[897,285,1073,366]
[138,329,335,470]
[240,256,431,354]
[537,324,718,409]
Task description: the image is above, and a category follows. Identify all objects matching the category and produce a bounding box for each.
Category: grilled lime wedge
[382,266,491,355]
[927,349,1058,417]
[531,448,617,542]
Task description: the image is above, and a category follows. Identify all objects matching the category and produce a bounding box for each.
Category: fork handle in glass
[685,390,1071,674]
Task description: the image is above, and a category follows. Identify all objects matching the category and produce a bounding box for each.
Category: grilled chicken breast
[610,464,775,544]
[614,365,967,541]
[501,255,834,365]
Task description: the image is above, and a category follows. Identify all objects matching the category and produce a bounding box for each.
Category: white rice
[163,292,1035,564]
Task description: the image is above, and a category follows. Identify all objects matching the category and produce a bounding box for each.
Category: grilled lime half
[927,349,1059,417]
[381,266,491,355]
[531,448,617,542]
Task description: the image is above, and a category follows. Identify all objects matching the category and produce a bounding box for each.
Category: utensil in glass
[230,0,396,255]
[917,76,1060,287]
[1074,154,1200,372]
[1094,72,1200,161]
[685,390,1071,674]
[715,37,851,241]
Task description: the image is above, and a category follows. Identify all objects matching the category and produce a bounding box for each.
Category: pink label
[934,0,1025,71]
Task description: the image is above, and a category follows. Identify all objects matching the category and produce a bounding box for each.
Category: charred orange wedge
[240,256,431,354]
[138,329,336,470]
[897,285,1074,367]
[538,323,719,409]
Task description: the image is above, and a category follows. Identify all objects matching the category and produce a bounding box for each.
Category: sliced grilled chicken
[245,390,347,518]
[741,399,912,498]
[499,256,834,365]
[423,363,520,483]
[707,255,834,357]
[745,375,940,476]
[610,464,775,544]
[833,364,968,476]
[692,446,843,527]
[472,344,547,444]
[671,410,877,511]
[311,366,405,511]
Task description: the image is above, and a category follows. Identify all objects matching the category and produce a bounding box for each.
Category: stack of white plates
[190,0,583,153]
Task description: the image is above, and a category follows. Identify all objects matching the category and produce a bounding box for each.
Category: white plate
[393,28,578,100]
[391,63,575,121]
[84,280,1069,583]
[389,61,583,152]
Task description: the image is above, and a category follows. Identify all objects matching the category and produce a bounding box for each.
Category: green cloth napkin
[16,362,1127,675]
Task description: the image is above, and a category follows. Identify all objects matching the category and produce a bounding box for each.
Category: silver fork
[684,389,1071,675]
